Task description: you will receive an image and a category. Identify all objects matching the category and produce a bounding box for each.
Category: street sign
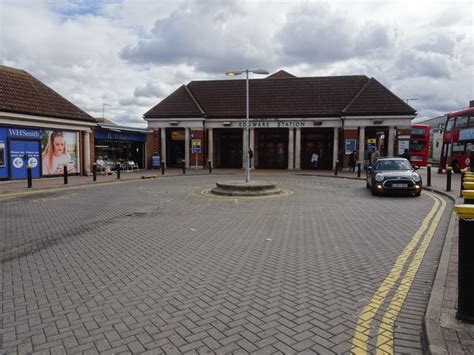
[192,139,201,153]
[367,138,376,144]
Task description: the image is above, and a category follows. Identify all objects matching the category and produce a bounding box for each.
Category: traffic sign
[192,139,201,153]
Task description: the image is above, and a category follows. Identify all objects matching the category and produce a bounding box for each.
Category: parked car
[366,157,422,196]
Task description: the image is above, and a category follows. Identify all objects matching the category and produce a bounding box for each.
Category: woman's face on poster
[53,136,65,156]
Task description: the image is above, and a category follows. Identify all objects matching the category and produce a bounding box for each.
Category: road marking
[0,242,32,258]
[375,194,446,353]
[351,192,443,354]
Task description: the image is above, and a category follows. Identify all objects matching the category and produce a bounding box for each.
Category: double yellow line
[351,192,446,354]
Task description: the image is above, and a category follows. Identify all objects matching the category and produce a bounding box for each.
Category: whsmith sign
[7,128,41,138]
[238,120,306,128]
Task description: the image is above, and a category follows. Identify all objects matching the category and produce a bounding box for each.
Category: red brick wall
[342,129,358,167]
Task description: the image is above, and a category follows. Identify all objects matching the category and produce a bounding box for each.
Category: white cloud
[0,0,472,125]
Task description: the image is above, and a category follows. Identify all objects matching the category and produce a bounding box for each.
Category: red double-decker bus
[440,106,474,172]
[409,124,430,166]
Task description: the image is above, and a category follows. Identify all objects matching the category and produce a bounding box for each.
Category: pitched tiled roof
[144,74,416,119]
[144,85,204,118]
[343,78,416,116]
[266,70,296,79]
[0,65,95,122]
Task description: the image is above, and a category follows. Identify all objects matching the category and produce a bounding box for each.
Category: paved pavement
[1,173,452,354]
[416,168,474,354]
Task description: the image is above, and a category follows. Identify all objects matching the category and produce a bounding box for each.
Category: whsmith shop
[145,70,417,170]
[0,65,96,181]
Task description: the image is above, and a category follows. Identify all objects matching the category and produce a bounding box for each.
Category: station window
[0,142,5,167]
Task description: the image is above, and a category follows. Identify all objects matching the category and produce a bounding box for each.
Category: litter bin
[453,205,474,323]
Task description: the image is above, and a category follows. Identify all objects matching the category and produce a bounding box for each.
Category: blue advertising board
[152,155,161,168]
[460,128,474,141]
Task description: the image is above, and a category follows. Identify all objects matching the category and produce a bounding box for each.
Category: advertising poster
[345,139,356,155]
[41,130,79,175]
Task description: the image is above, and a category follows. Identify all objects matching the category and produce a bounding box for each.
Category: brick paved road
[1,174,451,354]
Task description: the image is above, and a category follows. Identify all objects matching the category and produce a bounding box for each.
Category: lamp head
[226,70,243,76]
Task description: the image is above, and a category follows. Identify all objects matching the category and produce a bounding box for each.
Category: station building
[144,70,417,170]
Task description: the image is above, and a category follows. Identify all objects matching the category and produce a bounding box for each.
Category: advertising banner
[41,130,79,175]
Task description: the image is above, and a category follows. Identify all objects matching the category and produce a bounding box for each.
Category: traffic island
[210,181,282,197]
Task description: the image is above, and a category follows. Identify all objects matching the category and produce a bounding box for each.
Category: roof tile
[0,65,95,122]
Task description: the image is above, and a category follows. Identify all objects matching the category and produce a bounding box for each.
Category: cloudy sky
[1,0,473,127]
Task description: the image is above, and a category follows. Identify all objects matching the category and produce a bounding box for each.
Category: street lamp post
[225,68,269,182]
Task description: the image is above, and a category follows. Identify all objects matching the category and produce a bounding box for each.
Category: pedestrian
[401,148,410,161]
[311,151,319,169]
[248,149,254,169]
[349,151,357,172]
[370,149,380,165]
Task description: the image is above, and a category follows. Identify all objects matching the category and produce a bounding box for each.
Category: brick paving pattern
[1,174,451,353]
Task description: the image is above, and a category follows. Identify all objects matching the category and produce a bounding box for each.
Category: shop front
[94,129,147,169]
[0,126,81,180]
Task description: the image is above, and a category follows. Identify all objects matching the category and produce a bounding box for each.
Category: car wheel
[452,161,460,173]
[371,186,378,196]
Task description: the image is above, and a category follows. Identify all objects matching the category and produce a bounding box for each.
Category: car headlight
[375,173,384,182]
[412,173,421,182]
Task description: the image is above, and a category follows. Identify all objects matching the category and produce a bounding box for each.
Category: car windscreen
[374,160,412,171]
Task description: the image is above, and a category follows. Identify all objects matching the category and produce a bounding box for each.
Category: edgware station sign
[238,120,306,128]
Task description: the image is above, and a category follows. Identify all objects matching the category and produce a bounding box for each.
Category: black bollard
[208,160,212,174]
[457,217,474,323]
[471,151,474,172]
[426,164,432,187]
[182,159,186,174]
[27,165,32,188]
[93,163,97,182]
[63,165,68,185]
[334,160,339,176]
[161,160,165,175]
[117,163,121,179]
[460,170,465,197]
[446,167,452,192]
[357,162,361,178]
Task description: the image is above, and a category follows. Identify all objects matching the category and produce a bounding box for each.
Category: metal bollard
[471,151,474,172]
[334,160,339,176]
[93,163,97,182]
[27,165,32,188]
[208,160,212,174]
[63,165,68,185]
[460,169,466,197]
[454,205,474,323]
[446,166,452,192]
[182,159,186,174]
[161,161,165,175]
[426,164,432,187]
[117,163,121,179]
[357,162,361,178]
